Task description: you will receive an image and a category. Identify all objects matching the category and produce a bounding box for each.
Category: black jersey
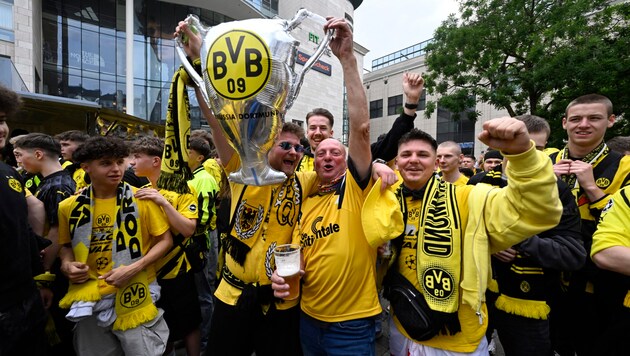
[34,170,75,227]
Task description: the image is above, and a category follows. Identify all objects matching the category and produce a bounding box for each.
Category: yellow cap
[361,178,405,248]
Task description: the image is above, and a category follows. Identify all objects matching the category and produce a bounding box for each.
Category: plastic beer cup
[273,244,301,300]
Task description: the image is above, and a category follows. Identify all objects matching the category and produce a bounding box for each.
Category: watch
[404,102,418,110]
[373,158,388,165]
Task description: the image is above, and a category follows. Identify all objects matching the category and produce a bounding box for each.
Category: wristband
[404,102,418,110]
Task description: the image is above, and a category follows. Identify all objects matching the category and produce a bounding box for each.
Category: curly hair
[73,136,130,163]
[0,85,22,117]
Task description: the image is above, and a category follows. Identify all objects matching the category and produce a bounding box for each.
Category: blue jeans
[300,313,376,356]
[194,230,218,353]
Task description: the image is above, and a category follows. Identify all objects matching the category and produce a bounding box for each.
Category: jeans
[494,308,552,356]
[300,313,376,356]
[194,230,218,353]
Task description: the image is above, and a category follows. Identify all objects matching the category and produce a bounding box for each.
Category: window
[417,89,427,111]
[388,95,403,116]
[0,1,14,42]
[370,99,383,119]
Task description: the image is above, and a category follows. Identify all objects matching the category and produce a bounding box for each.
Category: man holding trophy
[175,11,368,356]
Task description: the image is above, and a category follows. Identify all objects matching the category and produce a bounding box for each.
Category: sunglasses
[278,141,305,153]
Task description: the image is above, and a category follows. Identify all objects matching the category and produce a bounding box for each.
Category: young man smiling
[57,136,172,355]
[363,117,562,355]
[549,94,630,355]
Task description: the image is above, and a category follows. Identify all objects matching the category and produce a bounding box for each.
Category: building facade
[0,0,362,137]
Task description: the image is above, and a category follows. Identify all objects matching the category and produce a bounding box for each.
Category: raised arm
[325,18,371,179]
[371,72,424,161]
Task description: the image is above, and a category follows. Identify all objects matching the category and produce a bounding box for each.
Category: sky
[353,0,460,71]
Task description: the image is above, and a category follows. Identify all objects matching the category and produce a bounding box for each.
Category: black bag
[183,235,206,273]
[383,270,439,341]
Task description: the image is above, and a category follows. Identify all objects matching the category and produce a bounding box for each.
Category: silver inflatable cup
[176,9,333,185]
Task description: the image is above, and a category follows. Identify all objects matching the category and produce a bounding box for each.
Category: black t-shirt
[0,162,39,310]
[35,170,75,227]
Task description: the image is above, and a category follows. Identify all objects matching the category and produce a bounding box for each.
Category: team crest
[7,177,22,193]
[596,177,611,188]
[235,200,264,240]
[520,280,531,293]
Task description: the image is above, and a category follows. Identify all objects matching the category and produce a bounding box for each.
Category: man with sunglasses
[177,19,319,355]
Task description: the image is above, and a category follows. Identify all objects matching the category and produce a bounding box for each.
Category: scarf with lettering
[226,175,303,268]
[59,183,157,331]
[157,66,193,194]
[396,176,462,335]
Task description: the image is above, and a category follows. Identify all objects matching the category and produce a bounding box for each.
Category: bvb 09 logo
[120,283,147,308]
[208,30,271,100]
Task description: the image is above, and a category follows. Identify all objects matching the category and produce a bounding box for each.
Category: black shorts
[157,272,201,341]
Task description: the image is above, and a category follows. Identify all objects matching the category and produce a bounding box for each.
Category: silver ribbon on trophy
[176,9,333,185]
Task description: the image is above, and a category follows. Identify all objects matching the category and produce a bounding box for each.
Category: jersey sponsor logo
[7,177,22,193]
[300,216,340,247]
[119,282,147,308]
[596,177,611,188]
[235,200,264,239]
[422,267,454,300]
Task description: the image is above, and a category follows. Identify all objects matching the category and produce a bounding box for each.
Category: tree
[424,0,630,148]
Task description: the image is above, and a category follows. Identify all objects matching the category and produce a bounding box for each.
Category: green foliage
[424,0,630,148]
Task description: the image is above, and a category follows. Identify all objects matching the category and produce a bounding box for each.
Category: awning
[8,92,164,137]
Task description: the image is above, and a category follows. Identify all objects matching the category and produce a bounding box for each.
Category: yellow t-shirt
[58,190,170,296]
[214,155,318,310]
[451,174,469,186]
[154,188,198,279]
[393,194,488,353]
[295,169,381,322]
[591,187,630,256]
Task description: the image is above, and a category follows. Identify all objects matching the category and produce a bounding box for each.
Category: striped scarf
[59,183,157,331]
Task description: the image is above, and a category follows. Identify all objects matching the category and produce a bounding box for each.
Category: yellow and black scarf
[393,176,462,335]
[59,183,157,331]
[157,66,194,194]
[559,141,608,194]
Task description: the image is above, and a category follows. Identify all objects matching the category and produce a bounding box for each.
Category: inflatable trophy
[176,9,333,185]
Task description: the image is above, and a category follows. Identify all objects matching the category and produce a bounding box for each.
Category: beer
[278,268,300,300]
[274,243,301,300]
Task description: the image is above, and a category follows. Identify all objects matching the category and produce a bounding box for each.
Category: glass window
[369,99,382,119]
[133,40,146,80]
[417,89,426,111]
[133,84,147,119]
[81,29,101,72]
[100,33,116,74]
[387,95,403,116]
[0,2,13,32]
[42,19,61,65]
[116,36,126,77]
[66,24,82,69]
[99,80,116,109]
[82,77,99,102]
